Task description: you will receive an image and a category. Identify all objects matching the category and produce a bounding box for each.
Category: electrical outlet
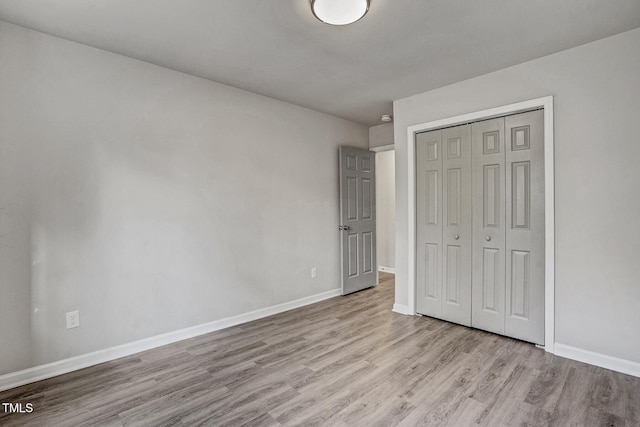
[66,310,80,329]
[311,267,317,279]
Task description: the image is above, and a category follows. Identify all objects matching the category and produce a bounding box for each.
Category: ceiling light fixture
[381,115,392,122]
[311,0,370,26]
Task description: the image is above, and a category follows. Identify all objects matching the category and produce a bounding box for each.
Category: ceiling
[1,1,639,126]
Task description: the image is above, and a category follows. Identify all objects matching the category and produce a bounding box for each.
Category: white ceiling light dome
[311,0,370,26]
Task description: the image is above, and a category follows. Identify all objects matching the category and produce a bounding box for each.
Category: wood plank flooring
[1,273,638,426]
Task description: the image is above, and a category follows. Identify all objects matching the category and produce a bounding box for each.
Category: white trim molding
[0,288,342,392]
[392,303,412,315]
[370,144,395,153]
[378,266,396,273]
[405,96,555,353]
[555,343,640,378]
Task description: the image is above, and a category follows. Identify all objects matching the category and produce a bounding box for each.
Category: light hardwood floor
[1,273,638,426]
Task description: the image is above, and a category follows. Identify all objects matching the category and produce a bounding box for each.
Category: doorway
[375,149,396,277]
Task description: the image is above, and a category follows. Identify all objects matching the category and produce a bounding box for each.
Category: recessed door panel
[347,233,359,277]
[510,250,530,319]
[362,178,373,220]
[363,232,374,274]
[427,140,438,161]
[447,137,461,159]
[512,162,530,230]
[425,171,439,225]
[483,131,500,154]
[446,245,461,305]
[424,243,439,300]
[346,155,357,170]
[482,248,500,312]
[511,126,530,151]
[447,169,461,226]
[483,164,501,228]
[361,157,372,172]
[347,177,358,221]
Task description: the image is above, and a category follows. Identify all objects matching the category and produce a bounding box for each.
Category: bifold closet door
[416,125,472,326]
[416,110,544,344]
[470,111,545,345]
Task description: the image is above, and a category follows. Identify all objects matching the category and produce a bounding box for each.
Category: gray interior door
[339,146,377,295]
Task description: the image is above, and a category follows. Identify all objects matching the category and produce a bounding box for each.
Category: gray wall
[375,151,395,270]
[369,123,394,149]
[394,28,640,363]
[0,22,368,374]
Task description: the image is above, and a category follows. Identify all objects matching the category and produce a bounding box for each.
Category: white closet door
[441,125,472,325]
[505,110,545,345]
[416,125,472,325]
[471,118,507,335]
[415,111,545,345]
[416,130,443,318]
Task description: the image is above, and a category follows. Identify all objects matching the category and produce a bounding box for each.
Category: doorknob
[485,235,491,241]
[343,226,351,231]
[454,234,459,240]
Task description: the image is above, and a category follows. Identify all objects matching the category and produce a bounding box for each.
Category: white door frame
[406,96,555,353]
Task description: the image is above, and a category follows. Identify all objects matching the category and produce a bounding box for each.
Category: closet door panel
[441,125,472,326]
[505,110,545,344]
[416,130,443,318]
[472,118,506,335]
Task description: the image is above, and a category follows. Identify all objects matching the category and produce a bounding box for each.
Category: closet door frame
[405,96,555,353]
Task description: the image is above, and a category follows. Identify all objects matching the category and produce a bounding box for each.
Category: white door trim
[370,144,395,153]
[406,96,555,353]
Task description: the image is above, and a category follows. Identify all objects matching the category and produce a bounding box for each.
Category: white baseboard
[0,288,342,392]
[378,266,396,274]
[554,343,640,378]
[392,303,413,315]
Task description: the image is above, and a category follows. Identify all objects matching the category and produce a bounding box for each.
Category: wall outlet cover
[66,311,80,329]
